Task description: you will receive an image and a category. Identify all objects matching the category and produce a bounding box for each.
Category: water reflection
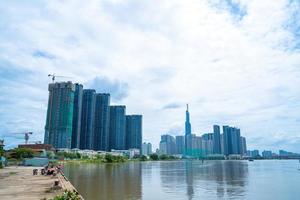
[159,161,248,199]
[64,163,142,200]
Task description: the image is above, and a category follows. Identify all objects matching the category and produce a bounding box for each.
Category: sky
[0,0,300,152]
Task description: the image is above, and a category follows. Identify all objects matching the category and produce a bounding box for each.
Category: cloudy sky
[0,0,300,152]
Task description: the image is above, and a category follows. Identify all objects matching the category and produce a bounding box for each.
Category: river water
[63,160,300,200]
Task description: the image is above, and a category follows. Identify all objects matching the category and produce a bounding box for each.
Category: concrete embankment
[0,166,83,200]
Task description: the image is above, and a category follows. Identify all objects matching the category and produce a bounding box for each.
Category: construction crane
[12,132,33,144]
[48,73,72,82]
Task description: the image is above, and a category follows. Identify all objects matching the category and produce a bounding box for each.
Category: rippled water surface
[63,160,300,200]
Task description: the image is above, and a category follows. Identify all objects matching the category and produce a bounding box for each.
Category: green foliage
[104,154,127,163]
[159,154,168,160]
[149,154,159,161]
[0,146,4,157]
[52,190,81,200]
[11,148,34,160]
[0,162,3,169]
[139,155,148,161]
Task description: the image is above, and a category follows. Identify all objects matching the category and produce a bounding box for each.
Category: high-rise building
[202,133,213,155]
[223,126,242,156]
[80,89,96,150]
[93,93,110,151]
[262,150,272,158]
[175,136,185,154]
[126,115,142,150]
[71,83,83,149]
[44,82,75,149]
[109,106,126,150]
[240,136,247,155]
[212,125,221,154]
[142,142,152,155]
[185,104,191,136]
[160,134,176,155]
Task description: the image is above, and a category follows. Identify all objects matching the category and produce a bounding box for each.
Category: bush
[104,154,126,163]
[10,148,34,160]
[159,154,168,160]
[52,190,81,200]
[139,155,148,161]
[149,154,159,161]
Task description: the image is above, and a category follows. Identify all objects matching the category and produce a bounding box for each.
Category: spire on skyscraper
[185,103,191,136]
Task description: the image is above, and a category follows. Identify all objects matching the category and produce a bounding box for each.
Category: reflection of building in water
[64,163,142,200]
[159,161,248,199]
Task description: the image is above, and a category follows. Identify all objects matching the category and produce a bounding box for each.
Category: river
[63,160,300,200]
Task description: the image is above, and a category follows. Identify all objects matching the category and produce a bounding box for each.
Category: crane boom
[48,73,72,82]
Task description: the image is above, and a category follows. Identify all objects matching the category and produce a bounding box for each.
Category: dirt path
[0,166,69,200]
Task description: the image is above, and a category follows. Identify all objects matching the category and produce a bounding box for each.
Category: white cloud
[0,0,299,152]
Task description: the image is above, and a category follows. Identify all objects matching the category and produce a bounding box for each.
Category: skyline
[1,0,300,152]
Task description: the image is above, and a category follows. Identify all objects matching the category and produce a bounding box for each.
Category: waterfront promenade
[0,166,82,200]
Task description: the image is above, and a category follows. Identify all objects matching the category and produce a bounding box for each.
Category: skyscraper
[126,115,142,150]
[240,136,247,155]
[160,134,176,155]
[93,93,110,151]
[212,125,221,154]
[223,126,242,156]
[109,106,126,150]
[175,135,185,154]
[71,83,83,149]
[142,142,152,155]
[44,82,75,149]
[185,104,192,136]
[80,89,96,150]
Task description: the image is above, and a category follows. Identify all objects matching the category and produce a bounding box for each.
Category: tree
[0,146,4,157]
[139,155,147,161]
[11,148,34,160]
[150,153,159,161]
[159,154,168,160]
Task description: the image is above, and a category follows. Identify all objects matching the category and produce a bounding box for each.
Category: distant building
[93,93,110,151]
[44,82,75,149]
[240,136,247,155]
[262,150,272,158]
[142,142,152,155]
[251,150,260,157]
[126,115,142,150]
[80,89,96,150]
[71,83,83,149]
[18,144,54,151]
[159,134,176,155]
[212,125,221,154]
[109,106,126,150]
[175,136,185,154]
[202,133,213,155]
[185,104,192,136]
[223,126,242,156]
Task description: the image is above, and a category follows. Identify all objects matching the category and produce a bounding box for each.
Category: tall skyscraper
[212,125,221,154]
[126,115,142,150]
[44,82,75,149]
[93,93,110,151]
[175,136,185,154]
[185,104,192,136]
[71,83,83,149]
[109,106,126,150]
[223,126,242,156]
[80,89,96,150]
[202,133,213,155]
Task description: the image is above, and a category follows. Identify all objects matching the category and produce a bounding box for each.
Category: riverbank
[0,166,83,200]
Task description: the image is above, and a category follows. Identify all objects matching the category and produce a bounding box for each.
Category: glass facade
[109,106,126,150]
[71,83,83,149]
[93,93,110,151]
[80,89,96,150]
[126,115,142,150]
[44,82,75,148]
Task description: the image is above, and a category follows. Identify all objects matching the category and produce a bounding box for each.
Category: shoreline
[0,166,84,200]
